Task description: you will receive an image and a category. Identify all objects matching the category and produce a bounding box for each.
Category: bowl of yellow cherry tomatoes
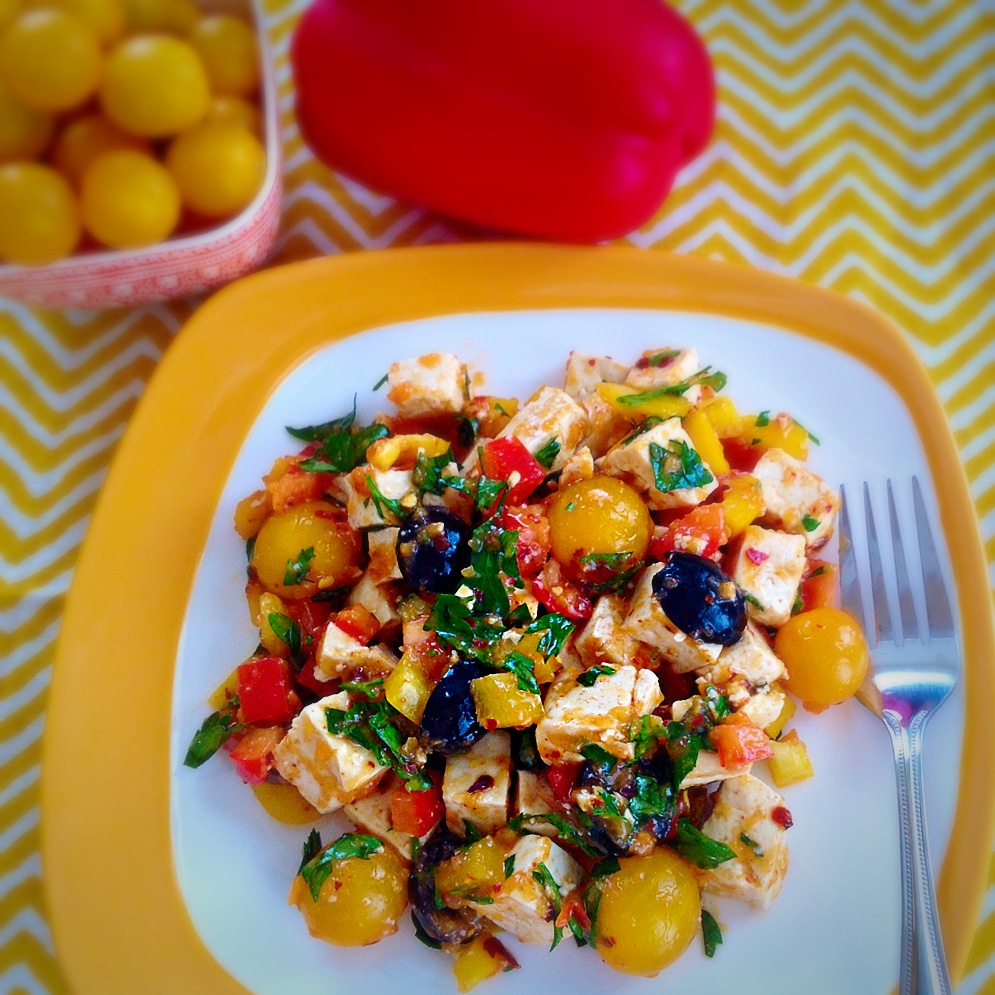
[0,0,281,309]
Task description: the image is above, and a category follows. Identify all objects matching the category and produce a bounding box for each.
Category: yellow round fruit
[52,113,151,186]
[289,843,408,947]
[187,13,259,97]
[121,0,197,34]
[166,120,265,217]
[99,34,210,138]
[204,94,262,136]
[0,8,102,111]
[0,80,53,163]
[594,848,701,976]
[775,606,869,708]
[79,149,180,249]
[24,0,124,45]
[0,162,80,265]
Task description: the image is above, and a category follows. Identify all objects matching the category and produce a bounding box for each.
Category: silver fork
[838,478,959,995]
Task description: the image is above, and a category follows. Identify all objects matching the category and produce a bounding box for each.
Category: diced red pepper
[333,603,380,644]
[650,503,727,560]
[799,559,838,612]
[237,657,301,725]
[721,437,761,472]
[390,777,445,837]
[500,503,551,577]
[227,725,283,785]
[480,437,547,509]
[546,761,582,803]
[531,560,593,620]
[710,722,774,768]
[286,597,332,646]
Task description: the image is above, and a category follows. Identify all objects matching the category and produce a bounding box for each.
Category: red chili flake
[467,774,495,794]
[772,805,794,828]
[746,547,769,565]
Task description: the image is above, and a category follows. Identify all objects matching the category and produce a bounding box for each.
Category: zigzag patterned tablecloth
[1,0,992,992]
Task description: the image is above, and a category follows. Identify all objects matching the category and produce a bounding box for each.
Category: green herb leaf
[577,665,616,687]
[531,863,564,950]
[649,439,714,493]
[290,401,391,474]
[534,437,560,469]
[669,818,736,869]
[372,372,388,391]
[366,474,408,521]
[701,908,723,957]
[283,546,315,586]
[268,612,303,664]
[413,449,456,496]
[523,613,574,657]
[299,832,383,900]
[740,832,765,857]
[183,701,241,768]
[589,857,621,880]
[801,514,820,532]
[507,814,601,857]
[298,828,322,873]
[503,651,541,696]
[755,410,770,428]
[580,743,617,768]
[504,855,516,878]
[617,367,727,406]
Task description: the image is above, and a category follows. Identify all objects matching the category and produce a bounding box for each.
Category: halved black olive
[396,505,472,597]
[652,551,746,645]
[419,659,486,756]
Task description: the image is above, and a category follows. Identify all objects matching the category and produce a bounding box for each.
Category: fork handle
[884,709,953,995]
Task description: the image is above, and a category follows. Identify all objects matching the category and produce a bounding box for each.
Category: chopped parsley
[298,831,384,900]
[670,818,736,869]
[649,439,713,493]
[182,699,241,768]
[268,612,303,665]
[701,909,723,957]
[577,664,616,687]
[283,546,315,586]
[801,514,820,532]
[289,400,389,474]
[534,437,561,469]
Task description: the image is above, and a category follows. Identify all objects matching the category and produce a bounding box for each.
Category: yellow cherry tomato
[79,149,180,249]
[52,113,151,186]
[0,80,53,162]
[595,849,701,976]
[0,8,102,111]
[0,162,80,265]
[204,94,262,137]
[546,474,651,582]
[289,843,408,947]
[24,0,123,45]
[166,120,265,217]
[99,34,210,138]
[187,14,260,98]
[775,606,869,708]
[121,0,197,34]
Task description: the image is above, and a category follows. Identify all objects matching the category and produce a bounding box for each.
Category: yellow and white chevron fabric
[1,0,992,991]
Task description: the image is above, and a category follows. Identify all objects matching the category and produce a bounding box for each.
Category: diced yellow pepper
[595,381,692,420]
[366,433,450,472]
[435,836,508,903]
[738,413,809,460]
[258,591,291,657]
[471,672,544,729]
[207,666,240,710]
[763,693,796,740]
[470,395,519,437]
[699,395,742,438]
[491,632,559,685]
[384,652,435,723]
[452,933,510,993]
[718,474,765,537]
[767,729,814,787]
[683,407,730,475]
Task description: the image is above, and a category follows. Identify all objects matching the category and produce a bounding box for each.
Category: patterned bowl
[0,0,281,311]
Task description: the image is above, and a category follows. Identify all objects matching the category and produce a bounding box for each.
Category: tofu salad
[185,345,869,988]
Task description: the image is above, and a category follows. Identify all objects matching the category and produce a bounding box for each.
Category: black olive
[652,551,746,645]
[409,828,486,945]
[419,659,487,756]
[396,505,472,597]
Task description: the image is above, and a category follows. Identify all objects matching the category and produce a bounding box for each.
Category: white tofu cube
[346,571,401,630]
[679,749,752,788]
[535,664,663,765]
[482,835,584,945]
[386,352,468,420]
[623,347,701,390]
[558,445,595,487]
[579,391,632,459]
[730,525,806,627]
[315,618,398,681]
[273,693,388,814]
[493,386,589,471]
[367,527,402,582]
[753,448,841,549]
[700,773,791,910]
[513,770,559,835]
[443,732,513,837]
[734,687,786,731]
[563,351,629,400]
[710,621,787,688]
[623,564,724,673]
[599,417,718,510]
[574,594,652,669]
[343,774,428,861]
[342,466,415,529]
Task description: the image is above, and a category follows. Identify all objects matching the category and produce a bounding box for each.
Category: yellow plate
[41,244,994,994]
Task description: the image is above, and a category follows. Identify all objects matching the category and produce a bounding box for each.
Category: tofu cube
[623,347,701,390]
[513,770,559,835]
[700,773,791,910]
[482,835,584,945]
[315,618,398,681]
[734,687,787,731]
[535,664,663,765]
[753,448,841,549]
[679,748,752,788]
[579,391,632,459]
[599,417,718,510]
[443,732,513,837]
[710,621,787,688]
[342,466,415,529]
[343,774,428,861]
[346,571,401,630]
[730,525,807,627]
[563,351,629,400]
[493,386,589,471]
[623,564,724,673]
[574,593,652,669]
[273,693,388,814]
[386,352,468,420]
[367,527,403,582]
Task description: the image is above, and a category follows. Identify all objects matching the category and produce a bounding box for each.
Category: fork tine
[887,480,917,647]
[864,482,893,645]
[838,485,870,637]
[912,476,955,640]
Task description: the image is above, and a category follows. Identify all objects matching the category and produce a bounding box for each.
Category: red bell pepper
[292,0,715,242]
[479,437,547,508]
[650,504,727,560]
[237,657,301,725]
[227,725,283,785]
[710,722,774,768]
[390,778,445,837]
